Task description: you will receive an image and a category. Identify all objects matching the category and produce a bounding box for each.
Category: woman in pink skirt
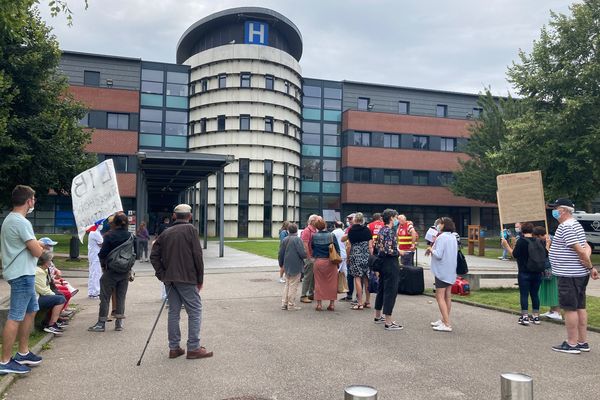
[311,218,341,311]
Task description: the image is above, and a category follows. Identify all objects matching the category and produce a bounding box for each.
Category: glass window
[358,97,370,111]
[324,87,342,99]
[413,171,429,185]
[139,134,161,147]
[217,115,226,131]
[303,108,321,120]
[323,171,340,181]
[413,135,429,150]
[165,135,187,148]
[167,71,188,84]
[264,117,273,132]
[472,107,483,118]
[354,168,371,183]
[384,170,401,184]
[301,181,320,193]
[323,135,339,146]
[142,69,163,82]
[165,123,186,136]
[141,93,162,107]
[166,83,187,97]
[384,134,399,148]
[323,146,340,157]
[301,159,320,181]
[302,145,320,156]
[140,121,161,134]
[166,96,188,108]
[323,110,341,122]
[240,72,251,88]
[284,121,289,135]
[78,113,89,127]
[166,111,187,124]
[303,85,321,97]
[322,123,339,135]
[105,155,128,172]
[302,134,321,145]
[190,83,195,95]
[436,104,448,117]
[302,195,320,208]
[142,81,163,94]
[322,182,340,193]
[323,99,341,110]
[303,97,321,108]
[439,172,454,185]
[284,80,290,94]
[201,79,208,92]
[322,196,340,209]
[441,137,457,152]
[323,159,340,182]
[302,121,320,134]
[353,132,370,146]
[200,118,206,133]
[398,101,410,114]
[107,113,129,130]
[265,75,274,90]
[84,70,100,87]
[218,74,227,88]
[141,108,162,122]
[240,115,250,130]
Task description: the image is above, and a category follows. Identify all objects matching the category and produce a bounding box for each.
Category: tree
[0,1,95,208]
[451,0,600,208]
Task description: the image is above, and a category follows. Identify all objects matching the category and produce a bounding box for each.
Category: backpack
[456,249,469,275]
[526,238,547,273]
[106,234,136,274]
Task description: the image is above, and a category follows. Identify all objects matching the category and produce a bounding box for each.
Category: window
[354,168,371,183]
[142,81,163,94]
[323,123,339,135]
[436,104,448,118]
[323,98,341,110]
[240,115,250,130]
[190,83,195,95]
[302,121,320,134]
[358,97,370,111]
[323,160,340,182]
[398,101,410,114]
[353,132,370,146]
[303,85,321,97]
[383,134,399,148]
[166,83,187,97]
[140,108,162,134]
[440,137,457,152]
[140,121,161,134]
[165,111,187,136]
[472,107,483,118]
[166,111,187,124]
[201,79,208,92]
[301,159,320,181]
[324,87,342,99]
[78,113,89,127]
[439,172,454,185]
[107,113,129,130]
[265,75,274,90]
[284,121,289,135]
[384,170,401,184]
[166,71,188,84]
[302,134,321,145]
[264,117,273,132]
[303,97,321,108]
[413,171,429,185]
[104,155,128,172]
[142,69,163,82]
[84,70,100,87]
[240,72,251,88]
[284,80,290,94]
[413,135,429,150]
[217,115,225,131]
[323,135,339,146]
[200,118,206,133]
[218,74,227,89]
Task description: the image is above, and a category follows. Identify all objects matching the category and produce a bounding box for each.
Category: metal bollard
[344,385,377,400]
[501,373,533,400]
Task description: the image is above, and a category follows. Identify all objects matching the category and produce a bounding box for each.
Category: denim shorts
[37,294,66,310]
[8,275,39,321]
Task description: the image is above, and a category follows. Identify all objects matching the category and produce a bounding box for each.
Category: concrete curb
[0,332,54,395]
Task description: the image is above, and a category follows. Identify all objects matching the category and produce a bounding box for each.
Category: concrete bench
[462,273,518,290]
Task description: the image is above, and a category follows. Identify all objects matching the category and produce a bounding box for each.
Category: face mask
[393,220,399,228]
[436,225,441,232]
[552,209,561,220]
[27,207,34,214]
[515,228,521,233]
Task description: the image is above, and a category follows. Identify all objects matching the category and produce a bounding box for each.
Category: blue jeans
[518,271,542,313]
[8,275,39,321]
[166,283,203,351]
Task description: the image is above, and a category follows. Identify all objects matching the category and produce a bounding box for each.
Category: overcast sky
[40,0,576,95]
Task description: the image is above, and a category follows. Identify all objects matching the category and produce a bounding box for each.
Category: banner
[71,160,123,242]
[496,170,546,226]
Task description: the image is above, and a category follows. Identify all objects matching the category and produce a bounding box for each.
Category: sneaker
[577,342,591,352]
[300,297,312,304]
[433,323,453,332]
[281,304,288,310]
[518,315,530,326]
[532,316,541,325]
[374,316,385,324]
[87,322,105,332]
[56,321,68,329]
[43,324,63,336]
[287,306,302,311]
[430,319,443,327]
[552,341,581,354]
[0,359,31,374]
[279,277,286,283]
[60,310,75,318]
[546,312,563,321]
[339,296,352,302]
[384,322,404,331]
[13,351,42,366]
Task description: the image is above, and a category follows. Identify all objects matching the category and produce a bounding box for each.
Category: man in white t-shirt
[0,185,45,374]
[87,225,104,298]
[548,198,598,354]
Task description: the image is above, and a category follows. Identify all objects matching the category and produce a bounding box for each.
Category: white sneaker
[432,323,453,332]
[279,277,286,283]
[546,312,563,321]
[430,319,443,327]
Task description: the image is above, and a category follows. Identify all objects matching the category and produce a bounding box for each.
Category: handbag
[456,249,468,275]
[337,271,349,293]
[329,234,342,264]
[368,254,384,272]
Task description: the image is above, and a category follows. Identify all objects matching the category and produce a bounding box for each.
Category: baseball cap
[547,198,575,208]
[174,204,192,213]
[346,213,355,219]
[39,237,58,246]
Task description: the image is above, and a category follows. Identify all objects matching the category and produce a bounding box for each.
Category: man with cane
[150,204,213,360]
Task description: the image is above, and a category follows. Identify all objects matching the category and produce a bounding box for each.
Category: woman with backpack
[501,222,545,325]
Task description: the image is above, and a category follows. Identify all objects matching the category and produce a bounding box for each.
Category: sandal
[315,304,323,311]
[363,302,371,309]
[351,304,364,310]
[327,305,335,311]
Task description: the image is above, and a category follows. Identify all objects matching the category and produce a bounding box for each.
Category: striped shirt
[549,218,589,277]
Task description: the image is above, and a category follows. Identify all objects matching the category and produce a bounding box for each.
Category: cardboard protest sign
[496,170,547,226]
[71,160,123,242]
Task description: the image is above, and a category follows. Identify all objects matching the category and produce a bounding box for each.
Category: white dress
[87,229,103,297]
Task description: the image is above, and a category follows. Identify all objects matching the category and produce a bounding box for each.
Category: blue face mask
[552,209,561,220]
[393,220,399,228]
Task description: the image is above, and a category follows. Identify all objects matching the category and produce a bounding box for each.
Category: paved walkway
[0,242,599,399]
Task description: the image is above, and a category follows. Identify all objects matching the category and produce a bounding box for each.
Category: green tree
[0,1,95,208]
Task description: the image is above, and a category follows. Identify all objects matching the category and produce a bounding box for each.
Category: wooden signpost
[496,170,548,233]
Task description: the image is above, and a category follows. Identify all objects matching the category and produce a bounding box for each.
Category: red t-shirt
[367,220,385,239]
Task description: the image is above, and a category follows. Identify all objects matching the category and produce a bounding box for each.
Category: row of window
[78,111,135,131]
[356,96,483,118]
[139,108,187,136]
[301,159,341,182]
[347,131,463,152]
[344,167,454,186]
[192,73,299,98]
[190,115,298,135]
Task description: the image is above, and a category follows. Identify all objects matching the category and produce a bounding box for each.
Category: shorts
[8,275,39,321]
[558,275,590,311]
[435,277,452,289]
[37,294,66,310]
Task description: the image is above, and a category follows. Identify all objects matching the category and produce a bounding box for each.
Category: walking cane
[136,286,171,366]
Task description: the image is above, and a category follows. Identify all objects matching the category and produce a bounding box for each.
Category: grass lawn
[39,233,87,254]
[53,256,89,270]
[445,288,600,329]
[225,240,280,259]
[0,329,47,353]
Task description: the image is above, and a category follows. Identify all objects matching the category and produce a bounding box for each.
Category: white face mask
[27,207,34,214]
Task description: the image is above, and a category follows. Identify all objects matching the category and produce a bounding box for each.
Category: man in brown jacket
[150,204,213,360]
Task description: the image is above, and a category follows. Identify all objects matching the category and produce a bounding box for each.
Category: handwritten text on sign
[496,170,546,225]
[71,160,123,242]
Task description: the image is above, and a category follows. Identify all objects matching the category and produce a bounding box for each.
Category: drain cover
[249,278,271,282]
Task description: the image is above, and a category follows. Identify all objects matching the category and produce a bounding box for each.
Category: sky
[40,0,576,96]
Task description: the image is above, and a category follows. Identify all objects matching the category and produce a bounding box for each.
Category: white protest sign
[71,159,123,242]
[496,170,547,226]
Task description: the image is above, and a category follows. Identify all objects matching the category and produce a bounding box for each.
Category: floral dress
[348,225,372,278]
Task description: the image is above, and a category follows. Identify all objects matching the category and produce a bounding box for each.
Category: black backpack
[106,234,136,274]
[456,249,469,275]
[526,238,547,273]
